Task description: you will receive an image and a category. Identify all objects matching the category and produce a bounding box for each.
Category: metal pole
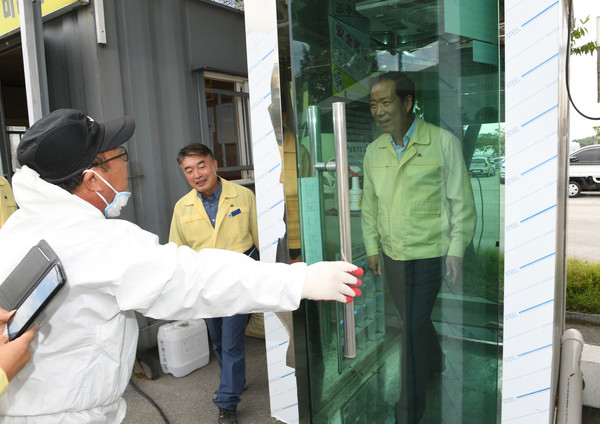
[307,106,320,177]
[18,0,50,124]
[596,17,600,103]
[556,329,584,424]
[332,102,356,359]
[553,1,571,421]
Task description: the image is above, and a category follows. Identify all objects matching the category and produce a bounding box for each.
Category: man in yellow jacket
[169,143,258,424]
[0,177,18,229]
[362,72,476,424]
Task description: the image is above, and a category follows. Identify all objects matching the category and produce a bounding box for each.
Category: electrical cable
[475,175,485,258]
[128,378,170,424]
[566,0,600,121]
[469,173,502,304]
[467,175,484,296]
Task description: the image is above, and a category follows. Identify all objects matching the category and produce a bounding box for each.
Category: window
[1,126,26,179]
[572,146,600,164]
[195,71,252,183]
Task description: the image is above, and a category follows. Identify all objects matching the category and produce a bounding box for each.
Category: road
[567,192,600,262]
[468,174,598,262]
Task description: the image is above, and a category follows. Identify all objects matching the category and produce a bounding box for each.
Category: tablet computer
[7,263,66,340]
[0,240,67,340]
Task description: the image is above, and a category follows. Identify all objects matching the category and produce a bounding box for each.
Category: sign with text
[502,1,560,422]
[1,0,87,39]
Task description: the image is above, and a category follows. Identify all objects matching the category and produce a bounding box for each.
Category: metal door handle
[307,106,320,177]
[309,103,356,359]
[332,102,356,359]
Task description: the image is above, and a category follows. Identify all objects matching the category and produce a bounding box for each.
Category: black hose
[128,378,170,424]
[566,0,600,121]
[475,175,484,257]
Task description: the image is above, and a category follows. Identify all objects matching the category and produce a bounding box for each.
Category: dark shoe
[213,380,248,400]
[218,407,237,424]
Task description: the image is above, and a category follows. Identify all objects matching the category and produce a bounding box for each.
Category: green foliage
[476,128,505,157]
[574,135,598,147]
[595,126,600,139]
[567,258,600,314]
[571,16,598,56]
[458,246,503,302]
[438,252,600,314]
[441,253,600,314]
[297,45,333,106]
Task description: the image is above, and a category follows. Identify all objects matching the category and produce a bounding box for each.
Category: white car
[469,156,495,177]
[568,145,600,197]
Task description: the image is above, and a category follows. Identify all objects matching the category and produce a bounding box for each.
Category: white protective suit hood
[0,166,306,423]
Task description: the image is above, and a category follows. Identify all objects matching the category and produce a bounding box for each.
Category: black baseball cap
[17,108,135,183]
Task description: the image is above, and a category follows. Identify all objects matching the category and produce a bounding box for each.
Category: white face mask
[83,169,131,218]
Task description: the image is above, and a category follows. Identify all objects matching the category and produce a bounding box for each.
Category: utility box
[157,319,210,377]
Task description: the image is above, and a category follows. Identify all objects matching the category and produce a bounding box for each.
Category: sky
[569,0,600,142]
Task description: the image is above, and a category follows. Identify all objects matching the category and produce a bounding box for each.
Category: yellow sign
[1,0,86,38]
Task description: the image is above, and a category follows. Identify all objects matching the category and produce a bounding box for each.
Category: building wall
[42,0,247,241]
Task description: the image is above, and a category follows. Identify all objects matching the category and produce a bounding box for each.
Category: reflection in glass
[289,0,503,422]
[362,71,477,423]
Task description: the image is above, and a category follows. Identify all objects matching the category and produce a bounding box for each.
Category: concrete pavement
[567,192,600,262]
[122,317,600,424]
[123,334,282,424]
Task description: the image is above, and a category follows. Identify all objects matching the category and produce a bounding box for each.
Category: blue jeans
[383,255,445,424]
[206,313,249,410]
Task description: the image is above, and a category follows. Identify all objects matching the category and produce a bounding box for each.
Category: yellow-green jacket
[361,118,476,261]
[0,177,17,229]
[0,368,7,397]
[279,129,310,250]
[169,178,259,253]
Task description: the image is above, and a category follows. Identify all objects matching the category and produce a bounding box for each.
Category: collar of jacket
[12,165,105,219]
[374,117,432,151]
[373,118,432,169]
[182,177,238,206]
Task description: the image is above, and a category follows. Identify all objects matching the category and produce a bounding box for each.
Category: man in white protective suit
[0,109,362,423]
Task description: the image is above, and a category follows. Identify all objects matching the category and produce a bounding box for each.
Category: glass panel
[289,0,503,423]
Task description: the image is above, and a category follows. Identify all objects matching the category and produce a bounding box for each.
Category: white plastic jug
[157,319,210,377]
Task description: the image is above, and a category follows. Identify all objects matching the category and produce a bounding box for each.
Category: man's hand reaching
[302,262,363,303]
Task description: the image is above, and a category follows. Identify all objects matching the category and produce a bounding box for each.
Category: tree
[571,16,599,138]
[573,135,597,146]
[571,16,598,56]
[476,128,505,157]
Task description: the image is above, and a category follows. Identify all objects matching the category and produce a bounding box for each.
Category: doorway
[287,1,504,422]
[0,41,27,180]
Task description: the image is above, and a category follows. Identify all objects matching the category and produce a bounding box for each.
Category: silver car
[469,156,495,177]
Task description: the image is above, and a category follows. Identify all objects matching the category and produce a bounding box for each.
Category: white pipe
[556,329,584,424]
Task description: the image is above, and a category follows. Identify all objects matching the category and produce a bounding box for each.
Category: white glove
[302,261,362,303]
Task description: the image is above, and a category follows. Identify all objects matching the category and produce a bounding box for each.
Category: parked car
[469,156,495,177]
[493,156,504,170]
[568,145,600,198]
[500,160,505,184]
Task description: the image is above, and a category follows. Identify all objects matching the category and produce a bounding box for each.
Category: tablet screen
[8,265,64,340]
